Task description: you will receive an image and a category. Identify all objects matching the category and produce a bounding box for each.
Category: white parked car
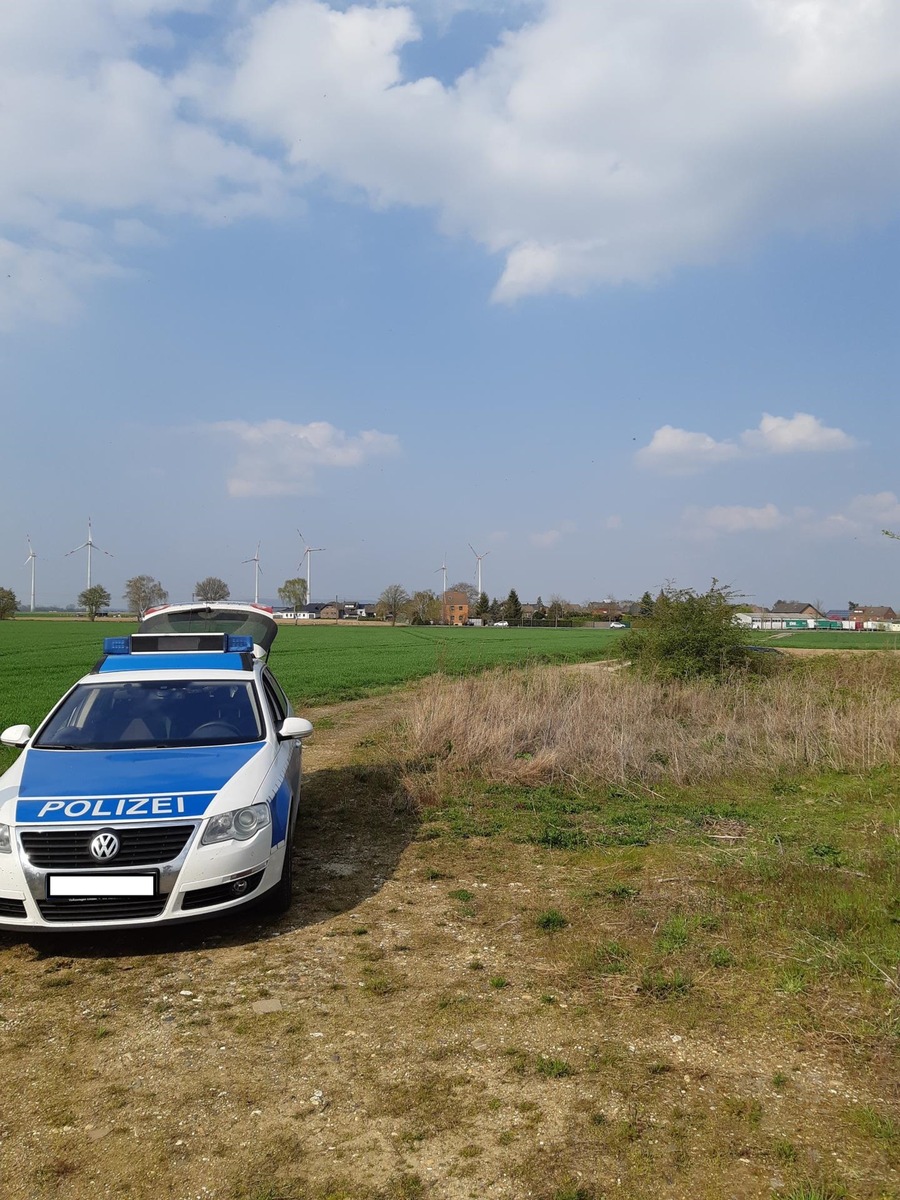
[0,604,312,931]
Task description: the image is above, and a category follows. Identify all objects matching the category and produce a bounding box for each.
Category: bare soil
[0,686,896,1200]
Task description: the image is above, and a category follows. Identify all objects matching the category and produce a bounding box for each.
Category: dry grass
[402,654,900,795]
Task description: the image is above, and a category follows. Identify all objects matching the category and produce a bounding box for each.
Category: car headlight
[201,803,271,845]
[0,824,10,854]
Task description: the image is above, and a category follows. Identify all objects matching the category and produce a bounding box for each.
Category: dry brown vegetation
[401,655,900,798]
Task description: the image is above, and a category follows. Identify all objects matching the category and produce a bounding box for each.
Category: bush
[617,580,762,681]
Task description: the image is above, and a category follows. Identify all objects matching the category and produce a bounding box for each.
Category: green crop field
[0,620,621,768]
[753,629,900,650]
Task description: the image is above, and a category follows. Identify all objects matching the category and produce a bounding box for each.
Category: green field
[753,629,900,650]
[0,620,621,767]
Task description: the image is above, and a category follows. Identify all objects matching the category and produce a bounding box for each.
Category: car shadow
[7,760,420,960]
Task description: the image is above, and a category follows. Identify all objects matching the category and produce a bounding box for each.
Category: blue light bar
[226,635,254,653]
[103,637,132,654]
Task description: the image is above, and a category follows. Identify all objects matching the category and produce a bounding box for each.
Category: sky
[1,0,898,612]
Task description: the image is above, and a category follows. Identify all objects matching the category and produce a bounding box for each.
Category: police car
[0,604,312,930]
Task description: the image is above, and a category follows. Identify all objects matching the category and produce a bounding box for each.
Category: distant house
[297,603,330,620]
[771,601,823,618]
[852,605,897,623]
[442,588,470,626]
[825,610,850,622]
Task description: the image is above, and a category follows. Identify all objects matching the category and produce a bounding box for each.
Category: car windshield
[34,680,263,750]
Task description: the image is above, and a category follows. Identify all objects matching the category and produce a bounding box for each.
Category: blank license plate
[48,875,156,898]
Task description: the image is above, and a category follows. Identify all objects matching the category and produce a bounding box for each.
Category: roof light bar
[103,634,254,655]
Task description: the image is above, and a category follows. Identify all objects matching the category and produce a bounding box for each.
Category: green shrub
[617,580,767,681]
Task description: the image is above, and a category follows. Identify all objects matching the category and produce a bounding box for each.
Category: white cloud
[201,0,900,301]
[0,1,283,327]
[638,412,856,473]
[683,502,785,537]
[636,426,739,475]
[530,518,575,547]
[207,418,400,497]
[6,0,900,319]
[846,491,900,526]
[741,412,857,454]
[530,529,563,548]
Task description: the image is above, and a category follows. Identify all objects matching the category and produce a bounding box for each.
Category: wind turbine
[435,553,448,622]
[66,519,113,592]
[242,541,262,605]
[299,536,325,606]
[24,536,37,612]
[468,543,490,598]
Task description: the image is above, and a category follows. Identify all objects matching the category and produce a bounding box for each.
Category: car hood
[14,744,266,823]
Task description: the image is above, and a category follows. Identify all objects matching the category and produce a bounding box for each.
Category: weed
[448,889,473,902]
[779,1181,848,1200]
[772,1071,789,1089]
[552,1183,598,1200]
[772,1139,799,1163]
[536,909,568,933]
[606,884,640,901]
[709,946,736,968]
[854,1105,897,1141]
[638,968,692,999]
[777,969,808,995]
[809,843,843,867]
[578,940,630,976]
[536,1057,573,1078]
[468,960,484,971]
[489,976,509,989]
[657,914,690,951]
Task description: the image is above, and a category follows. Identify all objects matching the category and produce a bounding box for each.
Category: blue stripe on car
[98,653,248,673]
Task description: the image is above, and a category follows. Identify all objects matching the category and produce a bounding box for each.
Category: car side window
[261,671,286,728]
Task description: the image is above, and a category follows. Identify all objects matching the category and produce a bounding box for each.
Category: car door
[261,669,302,837]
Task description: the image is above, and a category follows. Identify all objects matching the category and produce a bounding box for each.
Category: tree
[449,581,479,607]
[547,595,566,622]
[475,591,490,616]
[278,577,308,618]
[639,590,655,619]
[0,587,18,620]
[488,597,501,622]
[124,575,168,618]
[503,588,522,622]
[406,589,441,625]
[377,584,410,626]
[79,584,111,621]
[617,580,759,680]
[195,577,230,602]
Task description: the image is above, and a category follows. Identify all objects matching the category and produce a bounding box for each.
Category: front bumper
[0,819,284,931]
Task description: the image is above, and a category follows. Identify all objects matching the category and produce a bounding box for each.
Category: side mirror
[1,725,32,749]
[278,717,313,742]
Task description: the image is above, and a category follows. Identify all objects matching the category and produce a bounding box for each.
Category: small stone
[252,998,282,1014]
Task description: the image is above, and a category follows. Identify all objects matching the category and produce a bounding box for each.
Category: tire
[260,804,296,916]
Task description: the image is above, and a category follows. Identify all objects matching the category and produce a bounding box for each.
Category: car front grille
[0,898,27,919]
[20,824,195,869]
[37,896,168,922]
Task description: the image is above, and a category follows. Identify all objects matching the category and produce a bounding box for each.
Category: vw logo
[89,830,121,862]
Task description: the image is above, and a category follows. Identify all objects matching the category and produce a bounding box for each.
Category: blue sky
[1,0,898,611]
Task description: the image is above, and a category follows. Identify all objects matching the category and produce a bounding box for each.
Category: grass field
[0,619,621,769]
[754,630,900,650]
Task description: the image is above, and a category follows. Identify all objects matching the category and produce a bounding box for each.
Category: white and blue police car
[0,604,312,930]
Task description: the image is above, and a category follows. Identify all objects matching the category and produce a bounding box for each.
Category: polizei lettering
[36,796,187,819]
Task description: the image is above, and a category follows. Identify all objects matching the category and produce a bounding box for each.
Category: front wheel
[261,839,294,915]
